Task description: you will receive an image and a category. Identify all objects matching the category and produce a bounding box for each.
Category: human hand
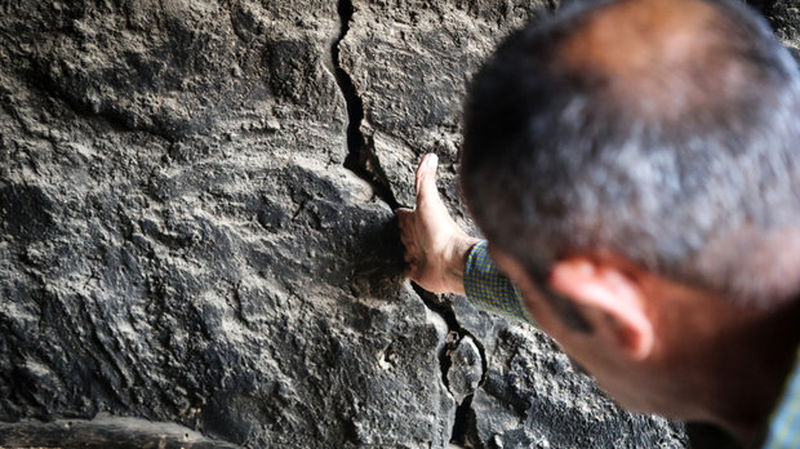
[396,154,480,294]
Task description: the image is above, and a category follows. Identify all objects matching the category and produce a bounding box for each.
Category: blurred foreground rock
[0,1,796,448]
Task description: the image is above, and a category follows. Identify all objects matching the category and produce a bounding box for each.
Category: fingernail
[426,153,438,171]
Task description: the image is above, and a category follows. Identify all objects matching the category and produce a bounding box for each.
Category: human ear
[549,258,655,361]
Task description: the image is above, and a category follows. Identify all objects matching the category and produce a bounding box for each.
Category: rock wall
[0,1,796,448]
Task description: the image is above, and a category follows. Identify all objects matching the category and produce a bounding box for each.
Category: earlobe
[550,258,655,361]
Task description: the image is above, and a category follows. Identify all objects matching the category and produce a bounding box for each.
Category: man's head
[461,0,800,425]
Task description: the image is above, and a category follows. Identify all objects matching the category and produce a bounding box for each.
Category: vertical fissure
[451,396,476,447]
[331,0,399,210]
[331,0,485,445]
[412,285,486,446]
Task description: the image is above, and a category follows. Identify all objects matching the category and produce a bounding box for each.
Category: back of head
[461,0,800,306]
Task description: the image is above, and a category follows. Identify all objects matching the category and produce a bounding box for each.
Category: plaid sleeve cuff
[762,348,800,449]
[463,240,533,323]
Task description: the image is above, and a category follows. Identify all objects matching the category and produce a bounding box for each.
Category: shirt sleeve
[463,240,534,324]
[761,348,800,449]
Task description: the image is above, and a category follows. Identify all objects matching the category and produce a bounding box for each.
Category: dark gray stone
[767,0,800,49]
[1,0,797,448]
[0,415,242,449]
[0,2,453,448]
[469,324,687,449]
[447,335,483,405]
[340,0,554,223]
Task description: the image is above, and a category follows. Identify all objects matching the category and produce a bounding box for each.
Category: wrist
[445,234,481,295]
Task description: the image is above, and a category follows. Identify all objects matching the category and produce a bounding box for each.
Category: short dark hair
[461,0,800,308]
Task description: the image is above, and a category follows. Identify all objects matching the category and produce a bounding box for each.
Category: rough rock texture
[446,334,482,406]
[0,2,454,448]
[340,0,554,220]
[465,322,686,449]
[0,1,797,448]
[0,414,243,449]
[764,0,800,55]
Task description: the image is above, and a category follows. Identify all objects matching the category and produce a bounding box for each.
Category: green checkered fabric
[463,240,532,323]
[763,349,800,448]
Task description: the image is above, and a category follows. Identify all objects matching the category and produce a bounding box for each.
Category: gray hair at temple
[460,0,800,308]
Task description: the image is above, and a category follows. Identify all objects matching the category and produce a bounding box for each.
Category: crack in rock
[330,0,486,444]
[331,0,398,210]
[412,285,487,445]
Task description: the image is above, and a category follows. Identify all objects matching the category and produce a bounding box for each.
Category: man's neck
[696,297,800,446]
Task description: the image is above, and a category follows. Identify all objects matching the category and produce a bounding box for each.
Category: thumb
[415,153,440,206]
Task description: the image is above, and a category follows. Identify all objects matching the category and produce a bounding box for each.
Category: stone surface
[767,0,800,54]
[469,323,686,449]
[0,0,797,448]
[340,0,554,224]
[446,335,482,406]
[0,414,243,449]
[0,2,454,448]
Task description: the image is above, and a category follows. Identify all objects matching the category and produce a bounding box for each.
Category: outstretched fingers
[396,208,414,241]
[396,207,414,225]
[395,207,418,269]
